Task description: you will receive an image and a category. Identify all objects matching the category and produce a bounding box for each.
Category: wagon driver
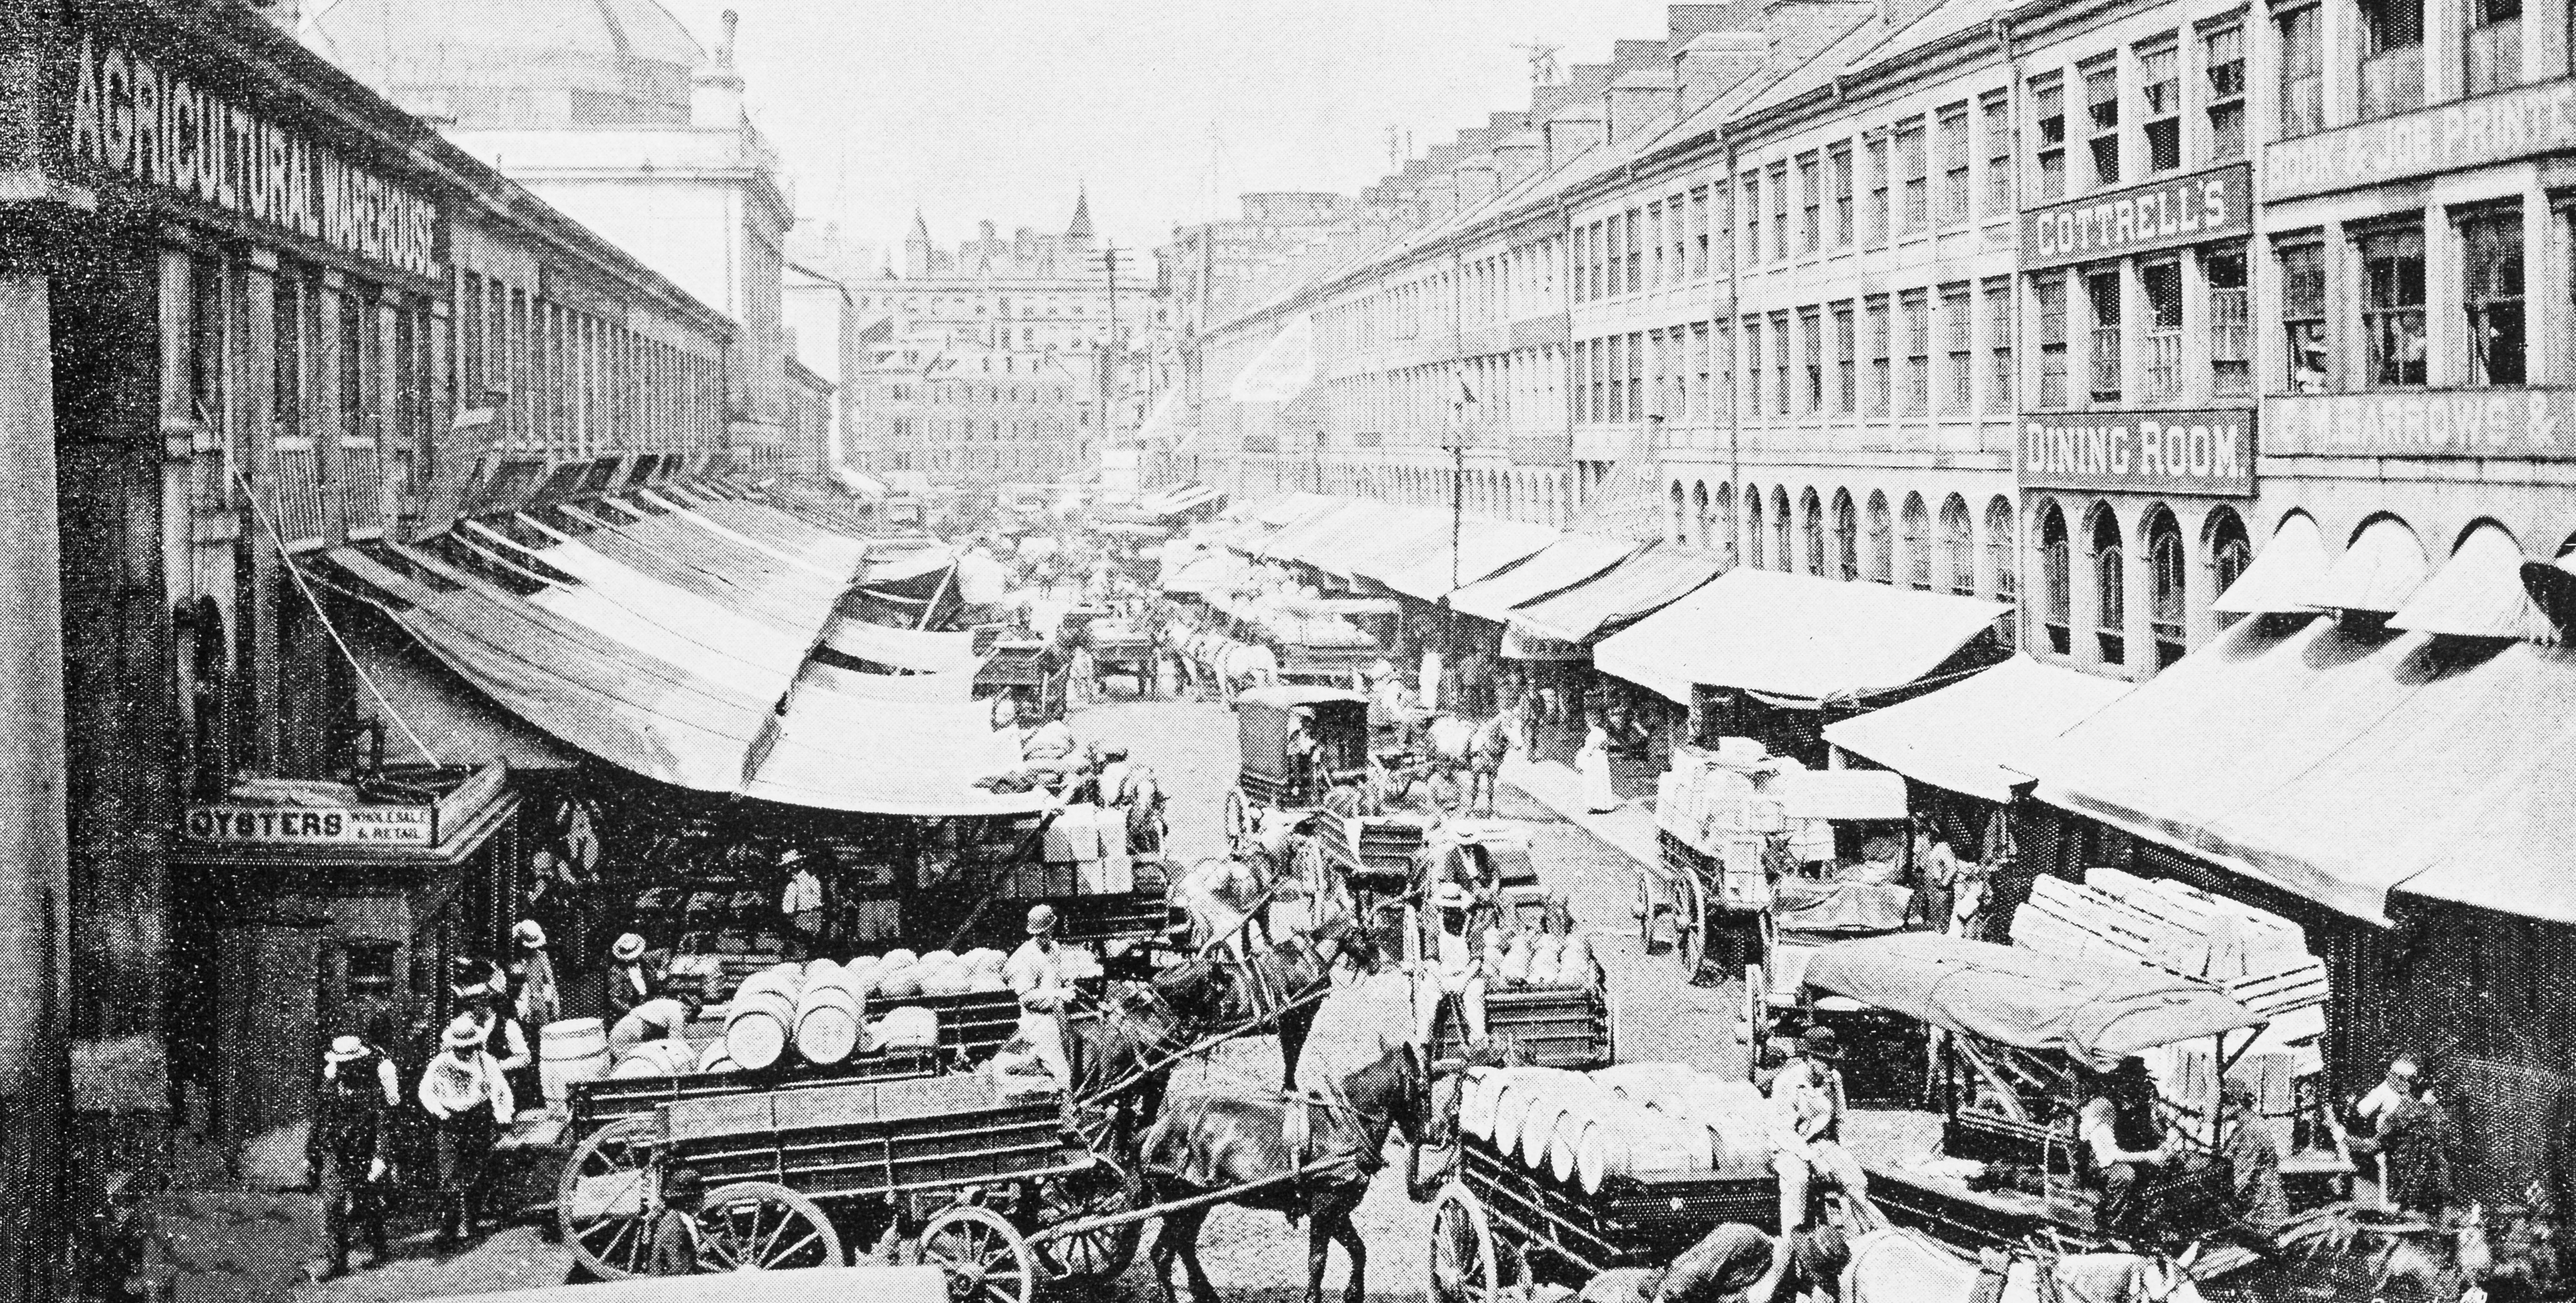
[1007,904,1077,1087]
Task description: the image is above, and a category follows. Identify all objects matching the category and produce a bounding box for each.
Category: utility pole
[1089,243,1124,453]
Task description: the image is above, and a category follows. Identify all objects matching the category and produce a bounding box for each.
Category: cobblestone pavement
[189,689,1751,1302]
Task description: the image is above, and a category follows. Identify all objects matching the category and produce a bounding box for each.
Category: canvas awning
[2018,612,2576,926]
[2211,512,2327,616]
[1313,507,1457,581]
[1505,543,1729,645]
[1379,519,1561,602]
[1822,655,2134,803]
[2303,515,2428,613]
[818,616,984,676]
[1139,482,1224,518]
[1448,534,1644,623]
[1596,570,2007,706]
[1252,499,1372,561]
[2391,522,2554,639]
[1800,933,2265,1069]
[1766,769,1909,820]
[832,466,889,498]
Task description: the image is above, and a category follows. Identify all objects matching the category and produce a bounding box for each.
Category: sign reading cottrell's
[2267,78,2576,198]
[2019,409,2257,496]
[2020,164,2251,270]
[61,34,442,278]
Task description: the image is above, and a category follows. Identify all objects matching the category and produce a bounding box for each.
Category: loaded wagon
[1079,616,1158,699]
[975,637,1068,723]
[1221,686,1372,845]
[1408,827,1616,1071]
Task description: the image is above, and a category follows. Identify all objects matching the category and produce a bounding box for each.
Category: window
[2036,273,2070,407]
[1742,174,1763,266]
[1830,144,1855,246]
[2206,507,2252,618]
[2033,74,2068,201]
[2037,503,2072,653]
[2464,208,2526,385]
[1773,487,1794,572]
[2279,6,2324,137]
[2361,224,2428,387]
[2469,0,2522,95]
[1867,492,1895,583]
[1866,295,1893,415]
[1939,106,1971,223]
[1769,165,1791,262]
[1901,291,1931,415]
[1691,186,1711,277]
[1747,487,1767,569]
[2086,268,2123,403]
[1647,201,1666,287]
[2147,508,2187,669]
[1866,135,1891,242]
[1985,277,2015,414]
[1625,209,1644,289]
[2084,60,2121,187]
[2142,261,2183,399]
[2205,25,2247,161]
[2091,506,2126,664]
[1772,312,1792,417]
[1801,307,1825,412]
[1713,484,1738,563]
[1693,322,1713,421]
[1937,496,1975,596]
[1607,217,1626,297]
[2361,0,2426,117]
[1744,318,1765,417]
[1628,328,1646,417]
[1898,121,1929,233]
[1943,284,1974,412]
[2280,240,2329,391]
[1797,154,1823,256]
[1834,491,1861,580]
[1903,494,1933,590]
[1981,92,2013,216]
[2139,42,2182,173]
[1834,304,1858,413]
[2208,248,2252,396]
[1803,490,1826,575]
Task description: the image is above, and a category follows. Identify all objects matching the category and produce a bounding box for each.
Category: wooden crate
[1435,986,1610,1069]
[662,1073,1067,1197]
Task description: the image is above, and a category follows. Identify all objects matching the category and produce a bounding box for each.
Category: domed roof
[305,0,706,128]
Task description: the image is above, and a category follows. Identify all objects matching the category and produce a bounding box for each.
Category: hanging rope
[230,465,442,768]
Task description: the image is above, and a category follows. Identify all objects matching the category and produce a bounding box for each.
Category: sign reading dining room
[2018,409,2257,496]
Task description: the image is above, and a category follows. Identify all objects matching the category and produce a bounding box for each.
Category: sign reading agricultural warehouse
[2018,409,2257,496]
[2267,77,2576,198]
[2019,164,2251,270]
[57,34,443,278]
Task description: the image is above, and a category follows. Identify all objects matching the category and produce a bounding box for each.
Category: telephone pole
[1089,243,1125,450]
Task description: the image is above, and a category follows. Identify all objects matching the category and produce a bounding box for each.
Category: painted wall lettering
[2018,409,2257,496]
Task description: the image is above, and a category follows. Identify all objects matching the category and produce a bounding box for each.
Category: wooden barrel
[611,1037,695,1078]
[539,1018,610,1102]
[736,964,805,1005]
[1459,1068,1499,1140]
[725,987,799,1070]
[696,1038,737,1074]
[1573,1108,1711,1193]
[794,981,866,1065]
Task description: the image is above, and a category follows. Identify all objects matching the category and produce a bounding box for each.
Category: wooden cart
[1220,686,1372,846]
[1081,618,1158,699]
[1408,831,1616,1071]
[1428,1129,1777,1303]
[975,637,1068,723]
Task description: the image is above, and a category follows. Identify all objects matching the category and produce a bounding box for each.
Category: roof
[2019,612,2576,927]
[306,0,705,128]
[1380,518,1564,603]
[1449,534,1646,623]
[1799,933,2266,1068]
[1506,543,1730,645]
[1596,570,2006,705]
[1822,655,2133,803]
[2212,512,2328,615]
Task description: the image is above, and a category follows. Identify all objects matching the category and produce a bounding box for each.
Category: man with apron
[1411,882,1490,1052]
[417,1015,515,1247]
[1006,904,1076,1087]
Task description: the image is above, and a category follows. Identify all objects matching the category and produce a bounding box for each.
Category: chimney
[1668,1,1767,44]
[1674,31,1769,106]
[1494,130,1546,184]
[1457,156,1502,208]
[1610,38,1666,73]
[691,9,746,128]
[1417,171,1460,218]
[1543,105,1607,169]
[1605,69,1678,139]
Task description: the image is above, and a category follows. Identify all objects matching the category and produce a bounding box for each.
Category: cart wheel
[1677,874,1708,983]
[1221,787,1251,851]
[696,1180,846,1272]
[556,1117,664,1281]
[1030,1163,1144,1285]
[1632,874,1661,953]
[923,1204,1037,1303]
[1742,963,1768,1065]
[1426,1181,1509,1303]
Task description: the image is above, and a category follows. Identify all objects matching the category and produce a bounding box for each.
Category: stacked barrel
[1458,1062,1776,1193]
[1481,926,1601,990]
[587,947,1036,1079]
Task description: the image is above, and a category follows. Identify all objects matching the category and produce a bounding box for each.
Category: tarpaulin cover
[1823,656,2132,803]
[819,616,984,676]
[793,659,978,703]
[1257,500,1389,563]
[1596,569,2006,705]
[1799,933,2264,1068]
[1322,508,1463,583]
[1773,879,1914,935]
[641,490,865,581]
[1448,534,1644,623]
[2019,613,2576,926]
[1379,519,1561,602]
[1766,769,1910,820]
[554,506,849,632]
[1506,542,1730,644]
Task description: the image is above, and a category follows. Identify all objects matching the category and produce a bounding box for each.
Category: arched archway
[1833,490,1858,581]
[1865,491,1893,583]
[1770,486,1792,572]
[1745,485,1767,570]
[1984,495,2018,606]
[1710,483,1736,564]
[1900,492,1932,590]
[2142,504,2187,669]
[1690,481,1711,549]
[2203,504,2251,618]
[2036,499,2072,655]
[2088,501,2126,668]
[1800,488,1825,575]
[1939,494,1973,596]
[1670,481,1690,543]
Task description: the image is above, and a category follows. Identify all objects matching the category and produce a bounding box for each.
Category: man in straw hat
[507,919,559,1030]
[604,932,665,1023]
[1005,904,1076,1087]
[417,1014,516,1248]
[307,1032,398,1277]
[1409,881,1489,1054]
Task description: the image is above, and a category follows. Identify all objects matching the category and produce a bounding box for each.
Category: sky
[653,1,1679,266]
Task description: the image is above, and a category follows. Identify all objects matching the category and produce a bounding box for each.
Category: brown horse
[1142,1041,1434,1303]
[1151,912,1386,1092]
[2199,1206,2476,1303]
[1061,980,1191,1148]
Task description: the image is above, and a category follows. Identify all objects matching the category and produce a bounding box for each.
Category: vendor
[1006,904,1076,1086]
[1284,706,1322,801]
[1410,882,1489,1052]
[779,849,828,953]
[1583,1223,1848,1303]
[608,995,694,1056]
[2217,1079,2288,1246]
[604,933,665,1022]
[1767,1028,1867,1230]
[2078,1056,2177,1245]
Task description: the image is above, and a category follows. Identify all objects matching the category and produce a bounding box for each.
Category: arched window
[1746,485,1767,570]
[2146,506,2187,669]
[1866,491,1894,583]
[1940,495,1975,596]
[1711,483,1736,564]
[1801,489,1826,576]
[1690,481,1711,548]
[1771,486,1792,572]
[2205,506,2251,622]
[1671,481,1689,543]
[1985,495,2018,605]
[2090,503,2126,666]
[2038,501,2071,654]
[1901,493,1933,590]
[1833,491,1859,581]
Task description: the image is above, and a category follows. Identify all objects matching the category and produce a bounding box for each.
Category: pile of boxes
[1005,803,1136,897]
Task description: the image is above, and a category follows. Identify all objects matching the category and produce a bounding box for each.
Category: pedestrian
[417,1014,515,1248]
[650,1166,705,1275]
[779,849,828,955]
[1578,714,1619,813]
[2217,1079,2288,1247]
[1908,817,1959,931]
[508,920,559,1031]
[1005,904,1075,1087]
[455,980,535,1125]
[605,932,665,1022]
[2076,1056,2177,1246]
[608,995,694,1057]
[2353,1055,2455,1219]
[307,1033,396,1278]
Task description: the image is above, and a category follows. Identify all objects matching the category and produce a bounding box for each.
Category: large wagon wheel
[695,1180,845,1272]
[1676,873,1708,984]
[1029,1162,1144,1285]
[1220,786,1252,851]
[1426,1181,1509,1303]
[923,1204,1037,1303]
[556,1116,664,1280]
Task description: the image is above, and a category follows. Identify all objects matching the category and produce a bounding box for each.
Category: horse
[2196,1205,2479,1303]
[1151,910,1385,1093]
[1843,1227,2208,1303]
[1142,1040,1436,1303]
[1179,630,1278,704]
[1423,711,1518,816]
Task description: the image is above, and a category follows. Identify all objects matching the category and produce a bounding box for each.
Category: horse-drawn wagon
[1079,616,1159,699]
[1408,827,1617,1071]
[1220,686,1372,845]
[975,637,1069,723]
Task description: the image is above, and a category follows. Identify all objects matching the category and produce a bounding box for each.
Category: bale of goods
[610,1037,696,1078]
[793,978,867,1066]
[539,1018,610,1102]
